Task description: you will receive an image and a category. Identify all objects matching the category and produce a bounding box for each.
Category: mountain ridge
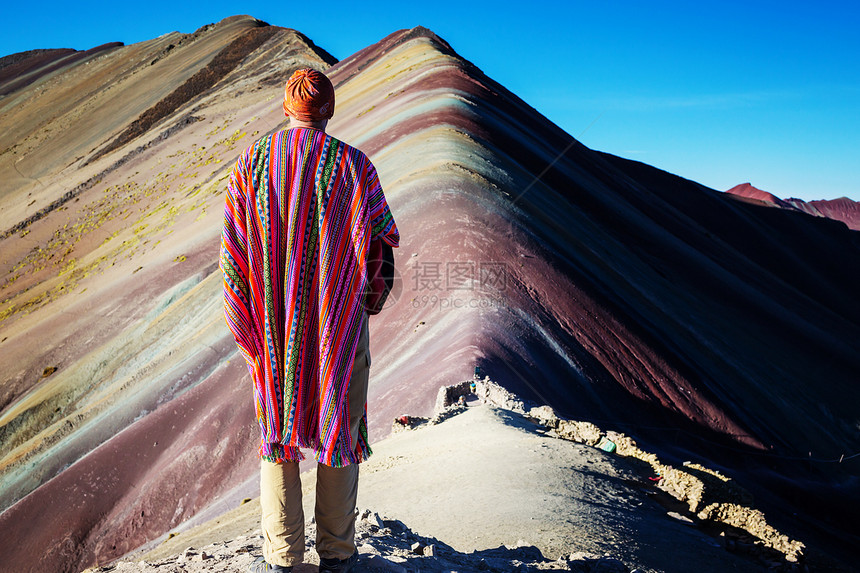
[0,16,858,573]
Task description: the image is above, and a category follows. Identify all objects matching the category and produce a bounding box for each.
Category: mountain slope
[323,28,860,481]
[0,16,335,572]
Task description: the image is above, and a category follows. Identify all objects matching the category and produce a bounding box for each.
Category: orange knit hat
[283,68,335,121]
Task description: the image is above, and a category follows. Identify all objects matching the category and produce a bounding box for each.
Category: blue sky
[2,1,858,201]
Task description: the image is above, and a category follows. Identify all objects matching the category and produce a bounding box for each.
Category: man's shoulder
[238,132,272,158]
[332,137,364,158]
[331,137,375,172]
[236,130,288,167]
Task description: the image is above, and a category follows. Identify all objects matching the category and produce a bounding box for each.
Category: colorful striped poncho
[220,127,399,467]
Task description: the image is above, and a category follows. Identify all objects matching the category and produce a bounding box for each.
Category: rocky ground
[88,510,633,573]
[80,379,849,573]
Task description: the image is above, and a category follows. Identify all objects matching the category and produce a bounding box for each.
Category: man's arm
[363,158,399,314]
[220,150,257,368]
[365,160,399,248]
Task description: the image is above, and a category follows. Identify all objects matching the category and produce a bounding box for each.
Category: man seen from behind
[220,68,399,573]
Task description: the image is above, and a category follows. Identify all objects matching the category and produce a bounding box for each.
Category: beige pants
[260,317,370,567]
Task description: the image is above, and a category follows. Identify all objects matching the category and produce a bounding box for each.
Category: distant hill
[727,182,860,230]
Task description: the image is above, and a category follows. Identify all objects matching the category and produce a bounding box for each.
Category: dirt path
[107,401,770,573]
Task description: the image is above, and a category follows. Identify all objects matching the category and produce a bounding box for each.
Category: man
[220,68,399,573]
